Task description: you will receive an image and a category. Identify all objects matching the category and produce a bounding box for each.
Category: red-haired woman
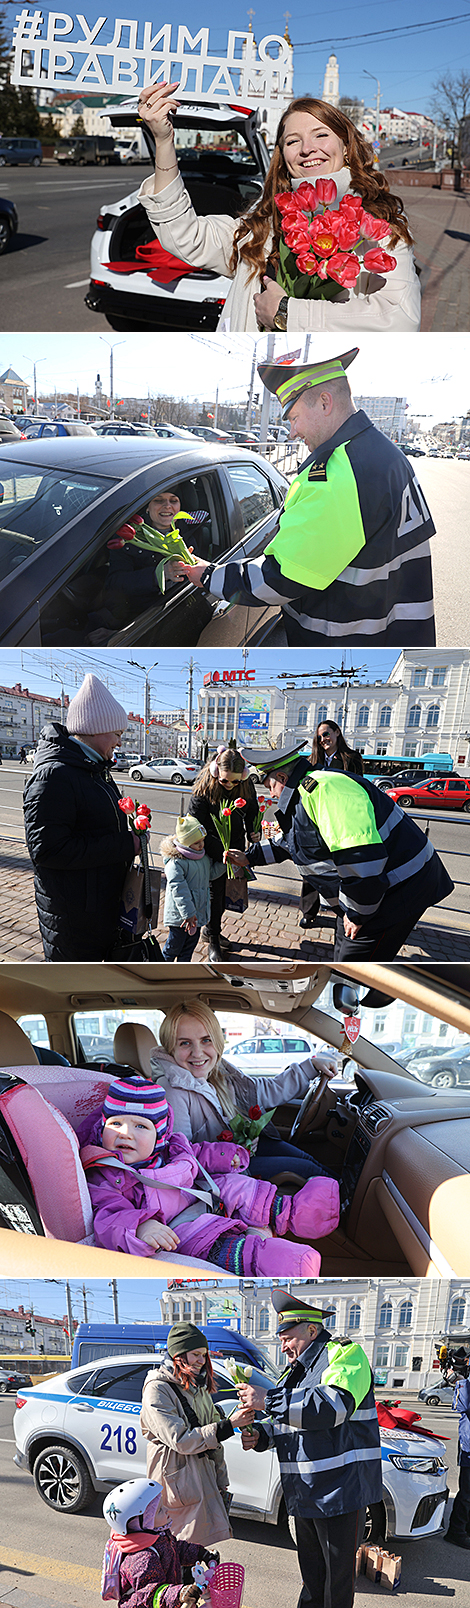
[140,1323,253,1546]
[300,720,364,929]
[136,89,420,332]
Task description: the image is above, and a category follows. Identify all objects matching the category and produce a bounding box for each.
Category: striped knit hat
[258,348,359,419]
[102,1076,170,1153]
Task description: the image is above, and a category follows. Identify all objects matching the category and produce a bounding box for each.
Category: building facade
[353,395,407,442]
[0,1304,68,1358]
[0,367,28,414]
[159,1279,470,1392]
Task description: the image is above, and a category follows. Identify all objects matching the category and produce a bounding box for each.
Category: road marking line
[0,1435,15,1440]
[65,279,89,288]
[0,1547,101,1592]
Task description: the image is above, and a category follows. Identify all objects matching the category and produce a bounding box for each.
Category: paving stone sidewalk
[1,838,468,963]
[402,187,470,331]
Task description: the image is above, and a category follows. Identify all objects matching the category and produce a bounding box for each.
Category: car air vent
[360,1103,393,1135]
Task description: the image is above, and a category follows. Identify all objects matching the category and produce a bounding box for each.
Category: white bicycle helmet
[103,1478,163,1535]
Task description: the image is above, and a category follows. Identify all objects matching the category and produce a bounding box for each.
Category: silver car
[128,757,200,784]
[418,1381,455,1406]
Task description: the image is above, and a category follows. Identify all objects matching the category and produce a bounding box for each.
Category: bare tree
[430,70,470,163]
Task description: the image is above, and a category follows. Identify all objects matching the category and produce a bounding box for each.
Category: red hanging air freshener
[344,1015,361,1043]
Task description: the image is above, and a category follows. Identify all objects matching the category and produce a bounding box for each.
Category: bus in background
[362,751,455,787]
[71,1322,279,1379]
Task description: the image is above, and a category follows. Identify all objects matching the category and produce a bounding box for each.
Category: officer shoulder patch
[302,778,318,794]
[308,463,327,481]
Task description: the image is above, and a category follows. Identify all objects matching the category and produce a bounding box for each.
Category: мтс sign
[11,12,291,98]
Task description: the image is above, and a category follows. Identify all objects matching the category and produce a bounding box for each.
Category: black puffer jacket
[190,778,258,862]
[23,724,136,961]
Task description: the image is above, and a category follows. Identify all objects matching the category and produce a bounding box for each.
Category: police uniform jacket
[254,1325,383,1518]
[198,412,435,647]
[248,757,453,934]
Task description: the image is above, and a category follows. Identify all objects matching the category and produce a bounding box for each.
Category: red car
[385,777,470,811]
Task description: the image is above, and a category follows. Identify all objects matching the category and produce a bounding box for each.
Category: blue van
[72,1321,278,1378]
[0,138,43,167]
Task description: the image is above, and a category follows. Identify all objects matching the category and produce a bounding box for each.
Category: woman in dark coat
[300,720,364,927]
[190,745,258,961]
[23,674,138,961]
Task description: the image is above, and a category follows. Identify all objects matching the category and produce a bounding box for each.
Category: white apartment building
[0,682,145,758]
[0,1304,68,1358]
[159,1279,470,1392]
[353,396,407,442]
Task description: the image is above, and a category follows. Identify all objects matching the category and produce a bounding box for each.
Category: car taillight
[20,432,26,439]
[15,1395,27,1408]
[96,215,106,229]
[91,278,106,286]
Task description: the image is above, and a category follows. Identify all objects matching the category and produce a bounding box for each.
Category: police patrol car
[13,1352,448,1541]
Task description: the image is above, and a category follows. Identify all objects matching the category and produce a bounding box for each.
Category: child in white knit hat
[160,815,225,963]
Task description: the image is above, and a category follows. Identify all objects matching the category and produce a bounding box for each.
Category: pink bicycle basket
[208,1561,245,1608]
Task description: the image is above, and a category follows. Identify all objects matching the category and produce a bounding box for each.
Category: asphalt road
[1,763,469,934]
[0,1392,466,1608]
[411,460,470,645]
[0,164,154,332]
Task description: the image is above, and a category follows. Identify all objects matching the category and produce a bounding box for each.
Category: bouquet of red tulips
[275,176,396,301]
[107,512,197,592]
[118,796,151,834]
[211,796,247,879]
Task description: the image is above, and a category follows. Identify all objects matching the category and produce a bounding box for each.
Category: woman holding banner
[137,85,420,332]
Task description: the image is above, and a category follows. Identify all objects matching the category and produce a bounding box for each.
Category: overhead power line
[293,9,470,50]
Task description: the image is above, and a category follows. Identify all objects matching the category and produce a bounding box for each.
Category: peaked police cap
[272,1288,336,1334]
[258,348,359,419]
[243,742,310,777]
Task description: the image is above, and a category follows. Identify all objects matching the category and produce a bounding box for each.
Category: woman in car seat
[189,745,258,962]
[140,1323,251,1547]
[79,1075,340,1276]
[150,999,340,1185]
[96,490,202,631]
[136,88,420,333]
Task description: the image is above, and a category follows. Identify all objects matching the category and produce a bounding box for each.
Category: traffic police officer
[176,348,436,646]
[445,1354,470,1548]
[231,741,453,961]
[239,1289,382,1608]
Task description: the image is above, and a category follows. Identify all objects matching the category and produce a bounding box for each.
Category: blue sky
[2,333,469,425]
[2,648,400,714]
[10,1,469,115]
[0,1277,241,1325]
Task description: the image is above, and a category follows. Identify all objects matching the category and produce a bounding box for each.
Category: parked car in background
[385,777,470,811]
[128,756,200,784]
[0,417,25,443]
[153,423,197,439]
[228,1032,318,1074]
[230,430,261,450]
[0,436,287,646]
[23,422,97,439]
[13,1352,449,1542]
[87,99,270,330]
[0,195,18,253]
[92,422,158,437]
[0,137,42,166]
[374,768,460,792]
[403,1039,470,1088]
[189,425,234,443]
[418,1382,455,1406]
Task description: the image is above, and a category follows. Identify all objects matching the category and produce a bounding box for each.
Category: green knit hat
[167,1322,208,1358]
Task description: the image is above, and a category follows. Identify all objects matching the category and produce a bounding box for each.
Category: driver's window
[225,463,277,534]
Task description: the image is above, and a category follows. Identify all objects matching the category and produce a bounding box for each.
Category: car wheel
[362,1502,387,1544]
[32,157,42,166]
[171,773,184,785]
[0,1381,6,1393]
[130,769,143,781]
[462,801,470,813]
[0,156,6,166]
[431,1068,456,1088]
[425,1394,442,1406]
[33,1442,93,1512]
[399,794,414,807]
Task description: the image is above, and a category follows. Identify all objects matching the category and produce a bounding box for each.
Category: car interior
[0,960,469,1281]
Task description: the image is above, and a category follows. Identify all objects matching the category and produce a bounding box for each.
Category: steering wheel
[289,1069,338,1141]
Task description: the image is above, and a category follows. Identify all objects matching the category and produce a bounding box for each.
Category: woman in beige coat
[140,1322,253,1546]
[136,87,420,332]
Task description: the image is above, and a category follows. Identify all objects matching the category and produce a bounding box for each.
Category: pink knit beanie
[66,674,128,736]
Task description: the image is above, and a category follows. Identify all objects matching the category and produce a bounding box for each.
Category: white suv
[87,99,270,332]
[14,1353,448,1541]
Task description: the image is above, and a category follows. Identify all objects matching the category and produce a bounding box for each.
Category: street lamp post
[23,354,47,417]
[100,337,125,420]
[128,660,159,756]
[363,69,380,144]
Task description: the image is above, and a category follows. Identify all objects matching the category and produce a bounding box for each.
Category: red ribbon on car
[103,240,199,283]
[376,1402,449,1440]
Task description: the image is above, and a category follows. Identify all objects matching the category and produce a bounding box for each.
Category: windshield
[0,461,112,582]
[312,979,470,1091]
[174,125,258,170]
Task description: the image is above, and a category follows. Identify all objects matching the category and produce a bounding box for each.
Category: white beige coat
[141,1362,231,1546]
[137,165,421,332]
